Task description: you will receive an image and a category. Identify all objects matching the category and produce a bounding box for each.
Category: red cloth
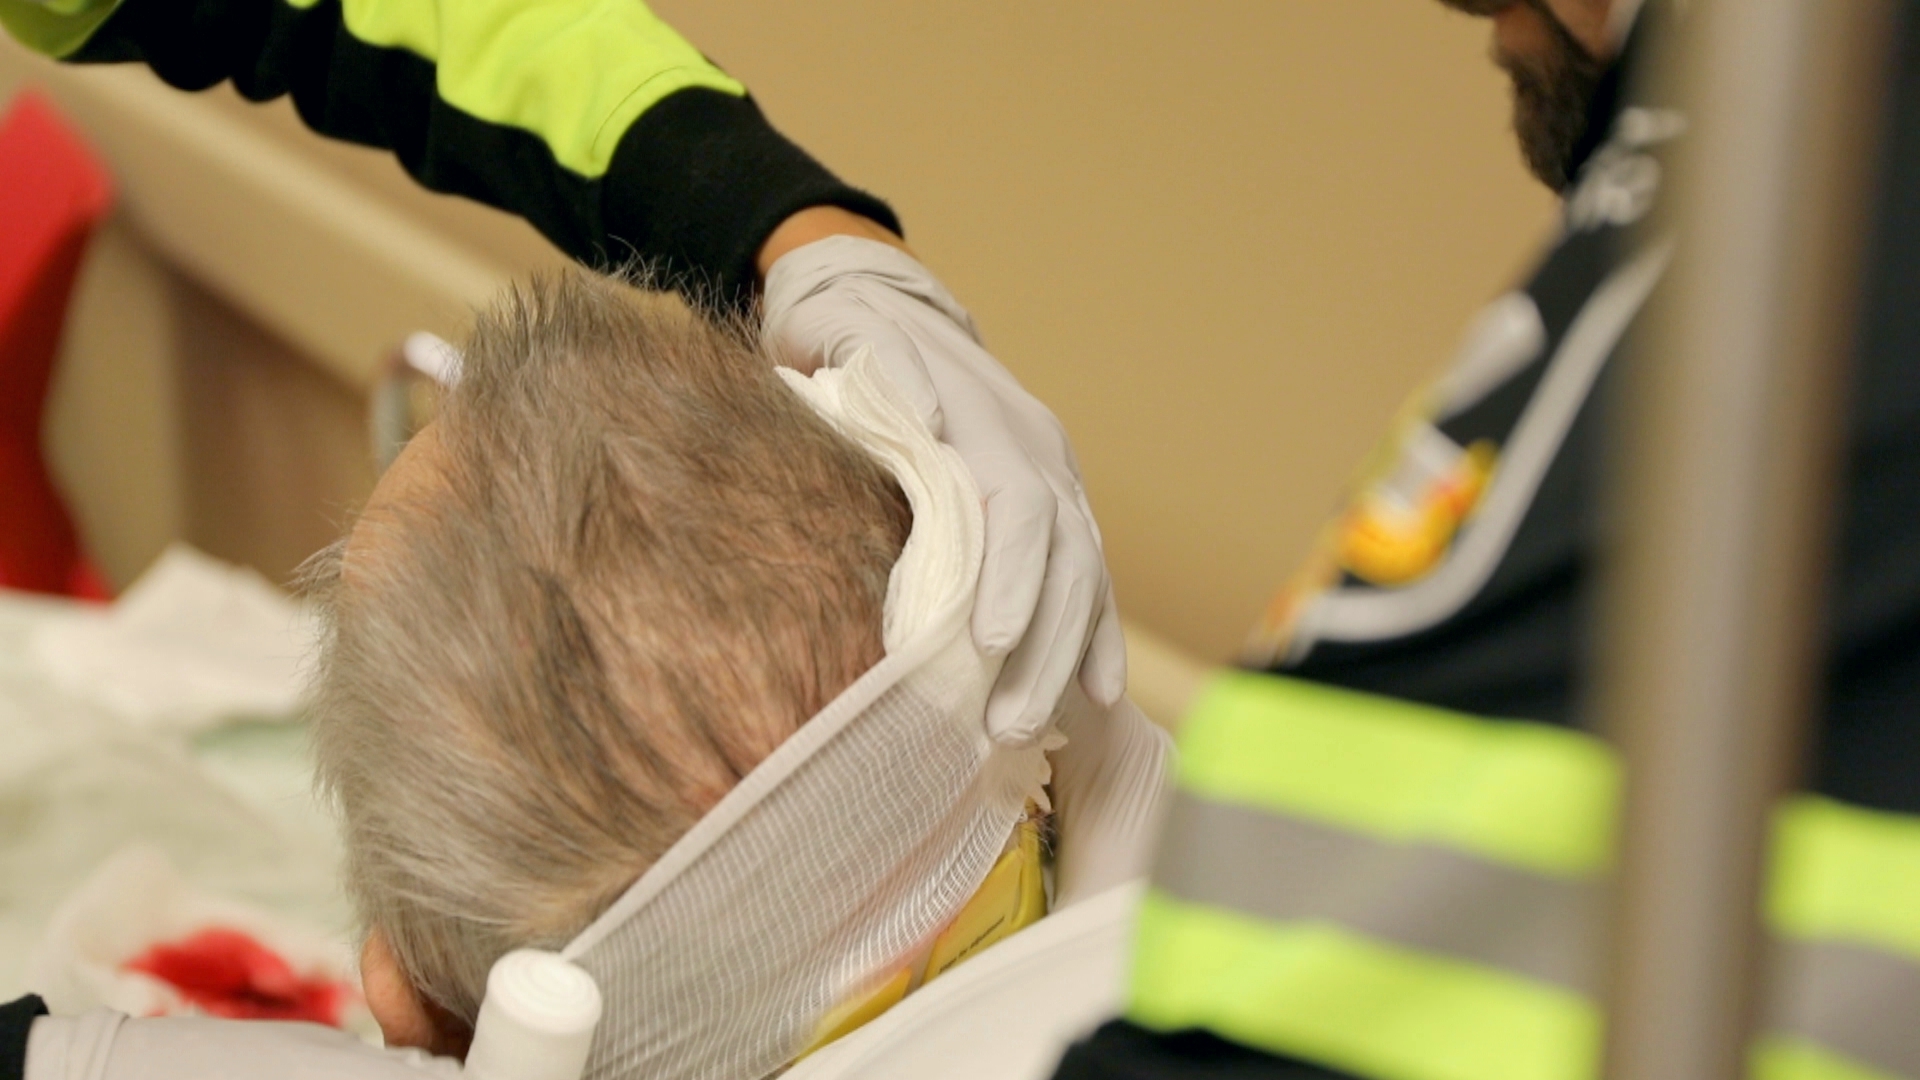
[123,928,352,1026]
[0,91,113,600]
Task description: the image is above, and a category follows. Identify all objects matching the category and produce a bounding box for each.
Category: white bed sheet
[0,587,348,1001]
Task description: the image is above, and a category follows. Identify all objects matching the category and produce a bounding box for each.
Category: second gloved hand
[762,236,1125,745]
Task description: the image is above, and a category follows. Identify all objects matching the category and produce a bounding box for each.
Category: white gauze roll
[557,346,1054,1080]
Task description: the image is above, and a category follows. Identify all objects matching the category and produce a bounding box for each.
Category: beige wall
[656,0,1560,659]
[4,2,1555,660]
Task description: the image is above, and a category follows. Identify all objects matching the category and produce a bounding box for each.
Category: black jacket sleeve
[1052,1021,1354,1080]
[0,996,47,1080]
[0,0,897,305]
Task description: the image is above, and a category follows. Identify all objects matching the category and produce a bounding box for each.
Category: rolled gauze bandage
[465,950,604,1080]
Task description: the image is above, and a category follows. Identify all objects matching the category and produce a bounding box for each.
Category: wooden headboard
[0,38,570,587]
[0,39,1210,724]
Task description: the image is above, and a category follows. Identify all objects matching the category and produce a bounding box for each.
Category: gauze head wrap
[557,347,1055,1080]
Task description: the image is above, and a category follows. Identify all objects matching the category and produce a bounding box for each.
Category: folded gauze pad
[556,346,1055,1080]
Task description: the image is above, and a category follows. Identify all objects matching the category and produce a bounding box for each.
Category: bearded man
[1048,3,1920,1079]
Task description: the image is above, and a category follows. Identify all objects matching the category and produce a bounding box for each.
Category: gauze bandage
[554,346,1057,1080]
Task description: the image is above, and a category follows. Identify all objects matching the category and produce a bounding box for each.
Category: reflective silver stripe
[1770,940,1920,1079]
[1297,240,1672,649]
[1154,792,1920,1077]
[1153,791,1605,991]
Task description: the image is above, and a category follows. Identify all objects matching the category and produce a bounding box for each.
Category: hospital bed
[0,552,346,1005]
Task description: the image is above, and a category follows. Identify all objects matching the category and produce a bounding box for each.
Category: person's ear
[360,928,473,1058]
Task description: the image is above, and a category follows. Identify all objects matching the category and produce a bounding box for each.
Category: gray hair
[302,270,911,1024]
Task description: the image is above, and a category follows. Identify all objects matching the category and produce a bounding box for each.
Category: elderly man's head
[303,271,911,1051]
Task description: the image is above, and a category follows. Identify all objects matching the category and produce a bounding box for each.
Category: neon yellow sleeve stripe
[1769,797,1920,965]
[0,0,123,58]
[1752,1037,1905,1080]
[1128,889,1601,1080]
[4,0,743,173]
[291,0,742,179]
[1177,672,1618,878]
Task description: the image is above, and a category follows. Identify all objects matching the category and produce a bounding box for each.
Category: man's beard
[1495,1,1606,191]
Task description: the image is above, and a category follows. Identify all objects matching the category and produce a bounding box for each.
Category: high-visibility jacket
[1120,674,1920,1080]
[0,0,895,303]
[1055,4,1920,1079]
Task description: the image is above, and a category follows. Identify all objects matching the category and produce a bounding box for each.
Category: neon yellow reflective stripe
[1129,889,1600,1080]
[1770,796,1920,965]
[1178,672,1617,878]
[0,0,122,57]
[1155,677,1920,1079]
[1752,1037,1905,1080]
[277,0,745,178]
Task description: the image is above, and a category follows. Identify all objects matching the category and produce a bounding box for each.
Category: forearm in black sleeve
[1,0,896,303]
[0,996,47,1080]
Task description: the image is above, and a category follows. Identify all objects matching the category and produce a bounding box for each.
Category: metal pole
[1597,4,1896,1080]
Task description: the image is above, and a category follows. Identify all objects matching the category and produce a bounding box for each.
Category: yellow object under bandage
[800,810,1050,1057]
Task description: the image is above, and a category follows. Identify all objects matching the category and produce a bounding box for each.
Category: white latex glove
[763,236,1127,745]
[25,1010,462,1080]
[1048,690,1174,908]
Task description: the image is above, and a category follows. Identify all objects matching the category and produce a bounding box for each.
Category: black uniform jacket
[1056,5,1920,1078]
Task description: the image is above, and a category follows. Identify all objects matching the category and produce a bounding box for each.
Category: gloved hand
[1047,689,1173,907]
[24,1009,462,1080]
[763,236,1127,745]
